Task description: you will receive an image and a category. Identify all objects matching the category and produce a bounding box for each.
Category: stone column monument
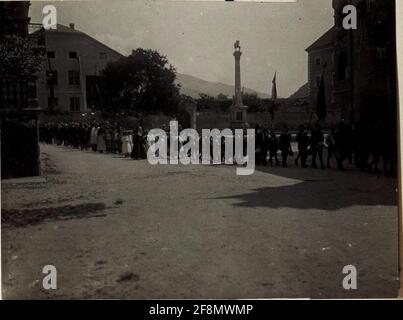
[230,40,248,129]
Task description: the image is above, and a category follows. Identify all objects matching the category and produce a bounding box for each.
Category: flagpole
[270,71,277,130]
[310,64,327,127]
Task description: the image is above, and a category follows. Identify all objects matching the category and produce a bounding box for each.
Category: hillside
[176,73,269,99]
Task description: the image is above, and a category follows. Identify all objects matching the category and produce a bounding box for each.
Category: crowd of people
[39,122,148,159]
[255,121,397,175]
[39,120,397,176]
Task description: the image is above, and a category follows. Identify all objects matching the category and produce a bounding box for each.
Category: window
[99,52,107,59]
[69,51,78,59]
[236,112,243,121]
[48,97,58,108]
[47,51,56,59]
[46,70,58,85]
[70,97,80,111]
[315,57,321,66]
[68,70,80,85]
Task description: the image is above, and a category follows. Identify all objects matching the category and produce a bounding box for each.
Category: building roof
[49,23,84,34]
[306,26,335,52]
[32,23,124,58]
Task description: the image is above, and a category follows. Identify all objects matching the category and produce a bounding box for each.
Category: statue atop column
[230,40,248,129]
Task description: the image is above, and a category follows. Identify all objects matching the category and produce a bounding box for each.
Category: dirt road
[1,144,399,299]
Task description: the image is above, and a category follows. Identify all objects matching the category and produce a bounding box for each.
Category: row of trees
[196,92,278,114]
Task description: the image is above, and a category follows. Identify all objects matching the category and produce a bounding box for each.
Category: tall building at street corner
[306,0,397,126]
[0,1,43,178]
[33,23,123,113]
[305,26,339,123]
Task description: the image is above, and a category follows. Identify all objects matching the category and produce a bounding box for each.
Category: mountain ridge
[175,73,270,99]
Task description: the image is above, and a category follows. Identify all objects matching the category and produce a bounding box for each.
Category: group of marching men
[39,119,397,175]
[255,120,396,175]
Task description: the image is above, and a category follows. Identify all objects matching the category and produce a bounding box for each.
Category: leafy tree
[198,93,214,102]
[243,92,261,112]
[0,35,43,76]
[179,94,195,105]
[216,93,229,101]
[103,48,180,113]
[197,93,215,111]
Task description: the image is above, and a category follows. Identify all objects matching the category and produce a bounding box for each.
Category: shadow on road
[214,166,397,211]
[2,202,107,228]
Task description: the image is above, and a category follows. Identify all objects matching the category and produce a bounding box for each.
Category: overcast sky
[30,0,334,97]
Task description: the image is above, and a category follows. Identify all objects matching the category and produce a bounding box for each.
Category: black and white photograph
[0,0,401,300]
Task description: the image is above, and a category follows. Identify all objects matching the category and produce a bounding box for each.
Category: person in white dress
[121,130,133,157]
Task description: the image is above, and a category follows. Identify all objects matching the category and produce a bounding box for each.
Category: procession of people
[39,121,148,160]
[254,120,397,176]
[39,119,397,176]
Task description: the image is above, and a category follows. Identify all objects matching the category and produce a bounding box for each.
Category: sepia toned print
[0,0,399,299]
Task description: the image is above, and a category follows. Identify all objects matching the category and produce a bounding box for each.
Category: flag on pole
[271,72,277,101]
[269,72,277,120]
[316,73,327,121]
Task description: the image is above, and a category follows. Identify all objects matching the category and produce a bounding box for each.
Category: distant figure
[121,130,133,157]
[113,126,122,154]
[279,126,292,168]
[334,122,347,170]
[104,129,112,153]
[325,128,336,168]
[97,127,106,153]
[311,123,325,169]
[261,129,269,166]
[268,130,279,166]
[295,125,309,168]
[255,124,264,166]
[90,124,98,152]
[131,126,146,159]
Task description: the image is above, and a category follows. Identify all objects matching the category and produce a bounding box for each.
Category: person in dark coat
[279,126,292,168]
[310,123,325,169]
[261,129,269,166]
[295,125,309,168]
[268,130,279,167]
[131,125,146,159]
[255,124,264,166]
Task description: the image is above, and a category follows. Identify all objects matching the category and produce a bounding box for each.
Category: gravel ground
[1,143,399,299]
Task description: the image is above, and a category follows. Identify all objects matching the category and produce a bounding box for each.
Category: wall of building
[1,1,42,179]
[36,27,122,112]
[332,0,397,124]
[308,46,335,114]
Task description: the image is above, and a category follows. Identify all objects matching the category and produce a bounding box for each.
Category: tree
[0,35,43,77]
[243,92,261,113]
[216,93,229,101]
[196,93,215,111]
[103,48,180,113]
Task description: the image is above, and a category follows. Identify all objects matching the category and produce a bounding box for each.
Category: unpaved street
[1,144,399,299]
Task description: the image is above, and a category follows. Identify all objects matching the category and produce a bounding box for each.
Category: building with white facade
[35,23,123,112]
